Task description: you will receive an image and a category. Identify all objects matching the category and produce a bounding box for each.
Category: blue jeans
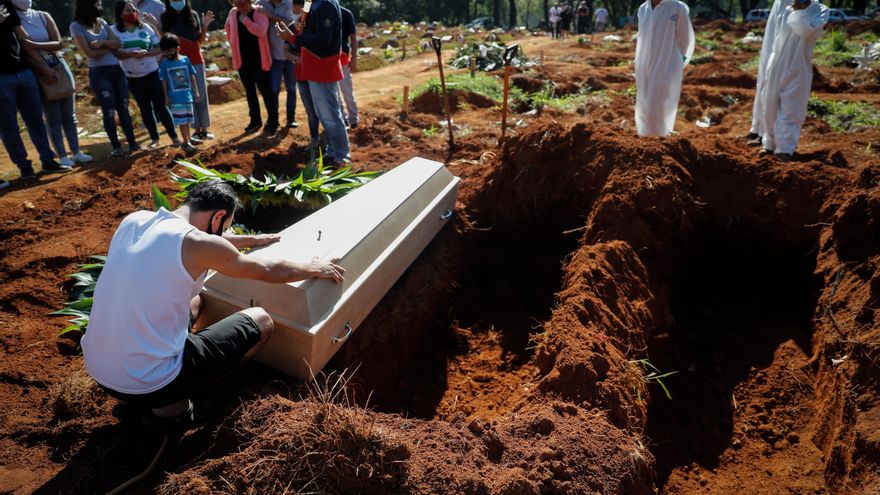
[0,69,55,174]
[43,60,80,157]
[297,78,319,145]
[192,63,210,130]
[270,59,296,124]
[89,65,137,150]
[308,80,350,162]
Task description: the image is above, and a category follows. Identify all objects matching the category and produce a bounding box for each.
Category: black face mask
[207,210,229,236]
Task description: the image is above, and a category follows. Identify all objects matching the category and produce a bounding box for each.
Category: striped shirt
[111,23,159,77]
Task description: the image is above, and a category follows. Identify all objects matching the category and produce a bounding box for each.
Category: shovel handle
[431,36,442,56]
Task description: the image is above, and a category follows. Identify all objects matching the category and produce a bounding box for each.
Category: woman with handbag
[108,0,179,149]
[13,0,92,167]
[71,0,139,156]
[160,0,215,142]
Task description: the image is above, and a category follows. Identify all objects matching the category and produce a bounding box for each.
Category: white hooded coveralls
[750,0,793,136]
[760,1,828,155]
[634,0,694,137]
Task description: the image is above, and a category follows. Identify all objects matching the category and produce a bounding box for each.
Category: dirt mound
[411,89,498,114]
[160,122,879,494]
[206,78,245,105]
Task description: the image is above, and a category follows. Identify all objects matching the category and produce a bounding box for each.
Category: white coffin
[197,157,460,379]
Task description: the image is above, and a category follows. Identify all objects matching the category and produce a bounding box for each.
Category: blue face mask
[170,0,186,11]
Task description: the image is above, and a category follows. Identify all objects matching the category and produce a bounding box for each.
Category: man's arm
[183,230,345,284]
[223,232,281,250]
[349,32,357,71]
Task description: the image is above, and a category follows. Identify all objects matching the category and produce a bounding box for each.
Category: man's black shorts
[102,312,262,409]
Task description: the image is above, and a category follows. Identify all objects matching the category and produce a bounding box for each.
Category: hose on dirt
[104,433,170,495]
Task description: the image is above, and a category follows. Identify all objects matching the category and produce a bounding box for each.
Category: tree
[509,0,517,25]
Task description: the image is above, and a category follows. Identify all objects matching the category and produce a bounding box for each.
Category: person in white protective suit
[633,0,695,137]
[759,0,828,161]
[746,0,793,144]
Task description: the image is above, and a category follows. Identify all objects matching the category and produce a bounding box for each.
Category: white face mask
[12,0,32,11]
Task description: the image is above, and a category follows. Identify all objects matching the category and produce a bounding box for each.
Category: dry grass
[159,369,410,495]
[48,369,104,420]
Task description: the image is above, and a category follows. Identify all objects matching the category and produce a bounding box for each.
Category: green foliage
[690,53,715,65]
[450,42,538,72]
[814,29,859,67]
[695,31,720,51]
[630,359,678,402]
[807,97,880,132]
[172,158,382,213]
[739,55,760,72]
[412,73,511,101]
[50,256,106,337]
[524,85,594,113]
[151,185,173,211]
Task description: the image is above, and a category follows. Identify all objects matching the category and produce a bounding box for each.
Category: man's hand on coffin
[308,257,345,284]
[222,232,282,250]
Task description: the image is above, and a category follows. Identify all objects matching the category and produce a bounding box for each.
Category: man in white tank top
[82,181,344,429]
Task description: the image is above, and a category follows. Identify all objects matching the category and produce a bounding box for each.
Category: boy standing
[159,33,200,153]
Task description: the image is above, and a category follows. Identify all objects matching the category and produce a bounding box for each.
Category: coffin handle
[440,208,453,220]
[332,322,354,344]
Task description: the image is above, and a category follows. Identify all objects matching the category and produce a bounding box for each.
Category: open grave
[155,122,880,494]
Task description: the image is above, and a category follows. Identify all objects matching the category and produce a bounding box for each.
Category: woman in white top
[12,0,92,167]
[107,0,179,148]
[71,0,139,156]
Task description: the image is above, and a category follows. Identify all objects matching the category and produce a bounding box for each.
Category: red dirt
[2,22,880,495]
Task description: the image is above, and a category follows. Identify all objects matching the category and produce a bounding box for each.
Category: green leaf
[152,185,173,211]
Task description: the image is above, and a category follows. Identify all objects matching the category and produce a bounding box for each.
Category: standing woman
[71,0,138,156]
[108,0,179,148]
[160,0,215,141]
[14,0,92,167]
[225,0,277,135]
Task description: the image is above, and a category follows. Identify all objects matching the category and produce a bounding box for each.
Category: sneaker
[42,160,73,174]
[199,131,215,140]
[142,399,211,433]
[759,148,774,157]
[349,121,359,129]
[20,169,37,183]
[180,142,198,154]
[0,180,9,190]
[129,143,141,152]
[71,152,93,163]
[59,156,76,168]
[110,148,125,157]
[287,121,299,129]
[189,135,203,145]
[263,125,279,137]
[148,139,160,149]
[244,122,262,133]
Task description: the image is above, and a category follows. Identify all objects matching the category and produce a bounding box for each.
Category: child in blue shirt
[159,33,201,153]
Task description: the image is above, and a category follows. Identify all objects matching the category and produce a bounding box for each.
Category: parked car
[827,8,867,22]
[466,17,495,29]
[744,8,770,22]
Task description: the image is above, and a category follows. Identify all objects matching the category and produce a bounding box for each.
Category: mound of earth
[159,122,880,493]
[411,89,499,114]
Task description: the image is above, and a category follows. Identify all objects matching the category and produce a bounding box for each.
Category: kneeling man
[82,181,344,428]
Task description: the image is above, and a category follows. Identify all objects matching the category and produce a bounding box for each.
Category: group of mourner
[0,0,359,190]
[0,0,832,430]
[635,0,829,161]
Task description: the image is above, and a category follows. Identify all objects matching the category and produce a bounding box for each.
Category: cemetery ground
[1,20,880,495]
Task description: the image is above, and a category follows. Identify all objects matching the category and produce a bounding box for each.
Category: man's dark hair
[185,180,243,216]
[74,0,102,27]
[159,32,180,50]
[292,0,305,6]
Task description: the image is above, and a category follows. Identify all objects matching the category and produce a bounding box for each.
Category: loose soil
[2,23,880,495]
